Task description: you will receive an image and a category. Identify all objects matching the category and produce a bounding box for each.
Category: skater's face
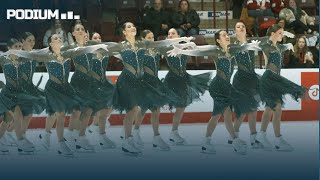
[91,33,102,43]
[289,0,297,9]
[8,42,22,50]
[74,19,82,25]
[235,22,246,36]
[297,37,306,49]
[84,33,89,42]
[123,22,137,38]
[271,28,284,42]
[49,34,63,49]
[22,35,35,51]
[142,32,154,41]
[167,28,180,39]
[72,24,86,41]
[216,31,230,47]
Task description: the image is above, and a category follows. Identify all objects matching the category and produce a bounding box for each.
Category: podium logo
[308,84,319,100]
[7,9,80,20]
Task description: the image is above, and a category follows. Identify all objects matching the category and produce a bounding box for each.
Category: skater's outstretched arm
[228,41,261,53]
[4,48,52,62]
[144,36,194,49]
[61,44,108,58]
[167,44,219,57]
[278,43,294,52]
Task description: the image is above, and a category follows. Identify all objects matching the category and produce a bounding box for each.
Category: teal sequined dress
[70,52,100,110]
[260,41,306,108]
[88,55,115,112]
[0,57,15,117]
[0,89,14,117]
[139,49,179,111]
[209,49,257,117]
[112,41,167,112]
[163,54,211,108]
[20,58,46,112]
[232,41,261,112]
[1,57,44,116]
[44,58,83,115]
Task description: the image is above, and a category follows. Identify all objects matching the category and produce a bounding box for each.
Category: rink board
[0,68,318,128]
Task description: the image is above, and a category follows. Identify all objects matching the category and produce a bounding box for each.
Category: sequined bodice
[73,53,93,77]
[262,42,283,75]
[3,61,23,90]
[46,59,71,84]
[166,55,187,75]
[120,48,145,77]
[20,59,37,83]
[266,51,282,74]
[215,56,236,81]
[89,56,109,80]
[234,50,255,73]
[142,51,160,76]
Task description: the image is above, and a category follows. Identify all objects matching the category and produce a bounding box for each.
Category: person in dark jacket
[143,0,171,40]
[171,0,200,37]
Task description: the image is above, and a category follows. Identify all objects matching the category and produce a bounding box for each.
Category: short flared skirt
[70,73,99,110]
[232,70,261,98]
[113,71,168,113]
[22,82,46,110]
[139,73,180,111]
[2,86,45,116]
[89,78,115,112]
[163,71,211,108]
[260,70,307,109]
[209,76,258,118]
[0,92,15,118]
[44,80,83,115]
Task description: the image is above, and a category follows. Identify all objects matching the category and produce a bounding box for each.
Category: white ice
[0,121,318,178]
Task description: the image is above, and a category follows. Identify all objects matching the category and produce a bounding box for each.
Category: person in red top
[271,0,288,17]
[246,0,274,17]
[246,0,274,36]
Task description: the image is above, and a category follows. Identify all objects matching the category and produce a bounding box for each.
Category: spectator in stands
[311,40,319,67]
[171,0,200,37]
[287,0,317,34]
[246,0,274,36]
[271,0,288,17]
[43,19,68,47]
[277,18,288,43]
[277,18,294,43]
[231,0,245,19]
[246,0,274,17]
[143,0,171,40]
[316,0,319,15]
[279,8,311,34]
[277,18,286,29]
[287,36,314,68]
[303,51,317,68]
[303,39,319,68]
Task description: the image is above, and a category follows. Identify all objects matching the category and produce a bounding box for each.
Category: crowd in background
[0,0,318,70]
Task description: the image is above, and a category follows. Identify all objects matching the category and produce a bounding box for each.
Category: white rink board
[0,68,317,116]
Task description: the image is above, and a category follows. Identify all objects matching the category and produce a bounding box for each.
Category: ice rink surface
[0,121,318,179]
